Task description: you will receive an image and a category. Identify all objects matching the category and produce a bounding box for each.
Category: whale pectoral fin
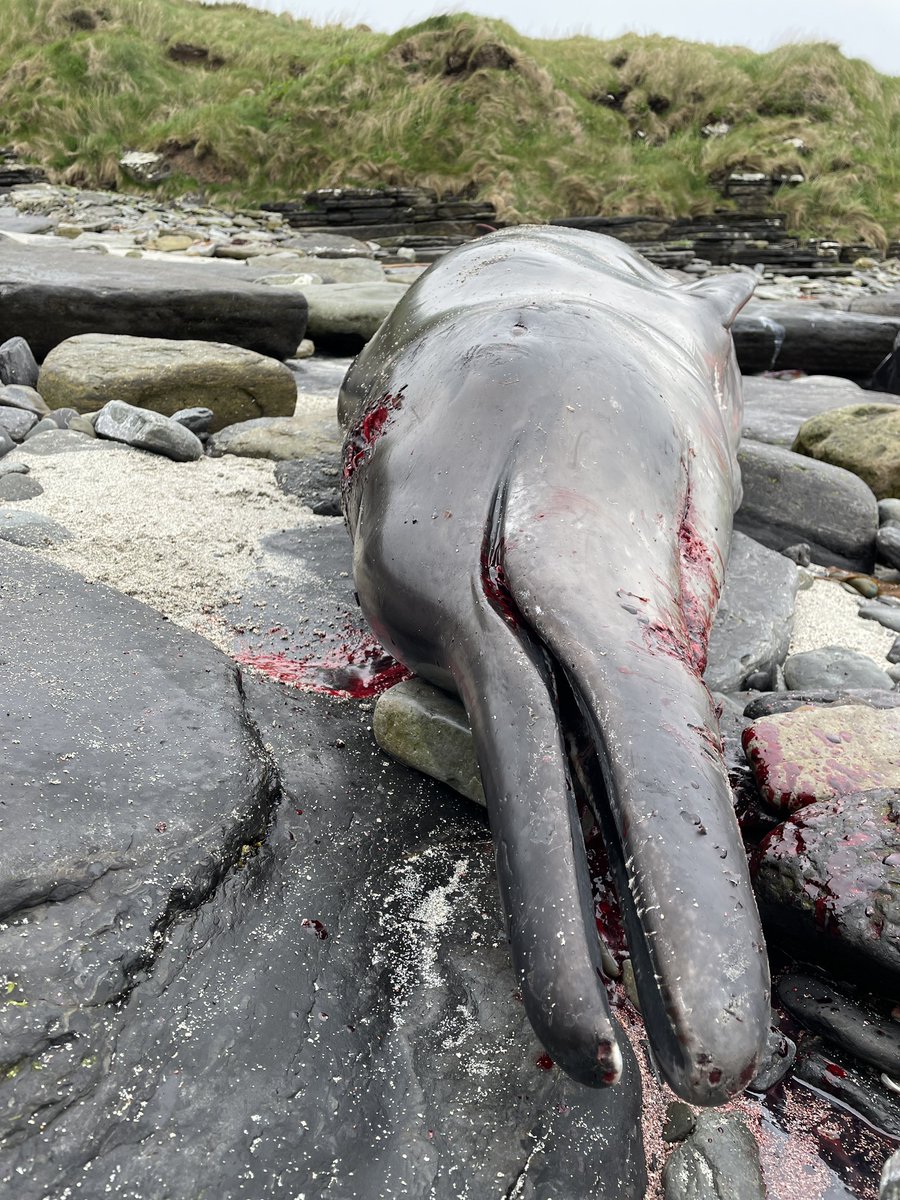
[678,273,757,328]
[450,584,623,1089]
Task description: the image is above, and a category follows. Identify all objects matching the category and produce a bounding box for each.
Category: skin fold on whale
[339,226,771,1105]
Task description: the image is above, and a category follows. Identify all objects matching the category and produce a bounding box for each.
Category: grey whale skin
[339,226,770,1105]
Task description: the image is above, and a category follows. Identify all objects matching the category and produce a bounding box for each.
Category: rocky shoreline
[2,182,900,1200]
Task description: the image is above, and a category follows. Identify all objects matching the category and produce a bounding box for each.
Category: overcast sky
[226,0,900,75]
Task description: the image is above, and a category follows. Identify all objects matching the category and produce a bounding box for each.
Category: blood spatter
[300,918,329,940]
[237,625,411,700]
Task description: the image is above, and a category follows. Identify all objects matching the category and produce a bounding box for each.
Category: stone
[754,788,900,985]
[145,233,195,253]
[273,256,385,284]
[778,972,900,1076]
[743,704,900,812]
[733,302,900,380]
[38,335,298,434]
[736,439,878,570]
[747,1026,796,1092]
[890,639,900,666]
[302,281,409,349]
[0,335,39,388]
[67,414,97,437]
[878,525,900,570]
[0,405,38,441]
[273,456,342,516]
[293,337,315,359]
[662,1111,765,1200]
[793,404,900,500]
[206,409,341,461]
[94,400,203,461]
[373,678,486,806]
[851,288,900,317]
[0,509,72,547]
[794,1040,900,1138]
[0,427,12,459]
[0,473,43,501]
[23,416,59,440]
[281,231,375,258]
[47,406,79,429]
[0,238,307,360]
[170,406,215,435]
[703,532,798,692]
[662,1102,696,1143]
[0,534,647,1199]
[0,460,28,476]
[0,384,49,417]
[859,600,900,633]
[882,1149,900,1199]
[740,374,873,447]
[783,645,895,691]
[744,689,900,719]
[880,500,900,525]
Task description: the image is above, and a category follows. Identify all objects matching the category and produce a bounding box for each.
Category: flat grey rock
[740,374,877,446]
[302,281,409,349]
[858,600,900,633]
[0,384,49,416]
[734,302,900,380]
[0,509,71,547]
[851,288,900,317]
[704,532,798,692]
[281,231,376,258]
[736,438,879,570]
[793,1039,900,1138]
[879,499,900,525]
[778,972,900,1077]
[663,1110,765,1200]
[0,473,42,500]
[783,645,895,690]
[170,406,214,434]
[877,524,900,570]
[0,405,38,440]
[0,426,12,458]
[12,427,109,454]
[0,336,39,388]
[0,238,307,360]
[94,400,203,461]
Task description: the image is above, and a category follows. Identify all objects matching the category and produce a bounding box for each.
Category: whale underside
[340,227,770,1105]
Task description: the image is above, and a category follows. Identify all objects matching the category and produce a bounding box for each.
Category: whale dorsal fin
[678,272,757,328]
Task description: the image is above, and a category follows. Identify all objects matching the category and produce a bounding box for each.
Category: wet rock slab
[0,531,646,1199]
[733,303,900,380]
[753,787,900,986]
[663,1110,765,1200]
[740,374,877,447]
[0,238,308,360]
[778,971,900,1076]
[742,704,900,811]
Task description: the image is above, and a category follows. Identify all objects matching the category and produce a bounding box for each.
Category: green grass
[0,1,898,243]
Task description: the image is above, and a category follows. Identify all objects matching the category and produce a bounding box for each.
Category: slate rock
[0,473,43,501]
[0,335,39,388]
[783,645,895,691]
[793,404,900,500]
[736,439,878,570]
[39,334,298,434]
[23,416,60,441]
[0,459,28,476]
[743,704,900,812]
[0,509,71,547]
[206,409,341,461]
[281,230,376,258]
[0,238,307,359]
[747,1025,796,1092]
[374,677,486,806]
[880,500,900,525]
[882,1149,900,1200]
[754,787,900,986]
[273,456,342,516]
[703,531,798,692]
[0,541,647,1196]
[793,1039,900,1139]
[94,400,203,461]
[662,1102,696,1143]
[258,256,386,284]
[67,414,97,437]
[0,383,48,417]
[740,374,873,446]
[302,281,409,350]
[851,289,900,318]
[0,426,13,459]
[890,639,900,666]
[778,971,900,1076]
[878,525,900,570]
[170,406,215,435]
[733,302,900,380]
[0,405,38,441]
[663,1110,765,1200]
[859,600,900,633]
[743,689,900,719]
[47,406,79,429]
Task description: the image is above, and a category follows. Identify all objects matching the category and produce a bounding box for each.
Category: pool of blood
[237,622,411,699]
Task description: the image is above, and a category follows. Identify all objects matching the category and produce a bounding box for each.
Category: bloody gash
[339,226,770,1105]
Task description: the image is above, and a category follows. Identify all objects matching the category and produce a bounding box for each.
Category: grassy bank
[1,0,899,243]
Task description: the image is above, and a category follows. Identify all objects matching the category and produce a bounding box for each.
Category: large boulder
[740,374,882,447]
[703,531,798,692]
[0,238,307,359]
[302,281,409,349]
[736,438,879,570]
[206,408,340,461]
[733,302,900,380]
[792,404,900,500]
[38,334,297,433]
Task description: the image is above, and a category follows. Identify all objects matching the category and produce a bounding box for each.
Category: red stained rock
[742,705,900,814]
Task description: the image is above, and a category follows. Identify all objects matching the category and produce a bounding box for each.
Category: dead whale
[339,226,770,1105]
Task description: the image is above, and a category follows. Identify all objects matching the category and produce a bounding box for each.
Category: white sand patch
[11,441,320,651]
[789,578,896,663]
